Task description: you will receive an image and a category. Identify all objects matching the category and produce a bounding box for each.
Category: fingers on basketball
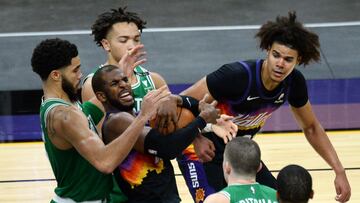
[150,107,195,135]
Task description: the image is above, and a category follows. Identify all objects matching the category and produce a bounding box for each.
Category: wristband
[180,95,200,116]
[202,123,213,133]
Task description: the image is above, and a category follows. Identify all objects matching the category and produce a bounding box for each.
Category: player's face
[264,42,299,84]
[104,69,134,111]
[61,56,82,102]
[102,22,141,63]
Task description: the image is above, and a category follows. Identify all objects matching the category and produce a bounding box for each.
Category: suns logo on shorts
[195,188,205,203]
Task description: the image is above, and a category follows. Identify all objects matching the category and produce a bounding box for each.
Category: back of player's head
[255,11,320,66]
[91,6,147,47]
[277,164,313,203]
[31,38,78,81]
[224,137,261,176]
[92,64,119,94]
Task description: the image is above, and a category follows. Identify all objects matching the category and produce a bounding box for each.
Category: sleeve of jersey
[206,62,249,101]
[288,70,309,108]
[143,117,206,160]
[81,101,104,125]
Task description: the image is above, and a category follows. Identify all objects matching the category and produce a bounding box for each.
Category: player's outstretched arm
[181,77,215,102]
[291,101,351,202]
[48,104,148,174]
[49,87,170,174]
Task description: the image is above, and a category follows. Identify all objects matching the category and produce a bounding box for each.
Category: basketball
[150,107,195,135]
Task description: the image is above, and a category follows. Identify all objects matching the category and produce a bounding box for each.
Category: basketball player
[204,137,277,203]
[277,165,314,203]
[180,11,351,202]
[31,38,169,202]
[92,64,221,203]
[82,7,177,124]
[84,7,232,202]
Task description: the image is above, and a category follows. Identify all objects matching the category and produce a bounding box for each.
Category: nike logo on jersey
[274,93,285,103]
[247,96,260,101]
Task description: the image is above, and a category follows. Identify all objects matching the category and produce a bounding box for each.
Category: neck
[42,82,73,103]
[261,60,279,91]
[107,56,118,67]
[227,173,256,185]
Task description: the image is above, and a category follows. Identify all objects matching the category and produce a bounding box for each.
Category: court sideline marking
[0,21,360,37]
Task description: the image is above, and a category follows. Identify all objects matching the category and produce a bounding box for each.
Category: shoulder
[51,105,84,124]
[103,112,135,143]
[149,71,168,88]
[204,192,230,203]
[105,112,135,129]
[207,62,249,80]
[289,68,306,83]
[46,104,88,137]
[107,111,134,122]
[219,61,248,72]
[259,184,277,196]
[82,75,93,87]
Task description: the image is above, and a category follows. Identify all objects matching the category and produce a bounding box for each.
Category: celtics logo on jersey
[132,66,156,113]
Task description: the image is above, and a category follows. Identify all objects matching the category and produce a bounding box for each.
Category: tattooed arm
[46,104,148,174]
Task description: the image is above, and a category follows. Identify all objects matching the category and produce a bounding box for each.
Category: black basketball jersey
[207,59,308,138]
[102,112,180,203]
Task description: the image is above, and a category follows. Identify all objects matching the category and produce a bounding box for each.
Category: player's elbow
[93,160,115,174]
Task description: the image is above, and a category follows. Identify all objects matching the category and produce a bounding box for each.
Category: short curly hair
[92,64,119,93]
[91,7,147,47]
[255,11,320,66]
[277,164,313,203]
[31,38,78,81]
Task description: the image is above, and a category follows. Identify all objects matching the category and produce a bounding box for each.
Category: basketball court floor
[1,131,359,202]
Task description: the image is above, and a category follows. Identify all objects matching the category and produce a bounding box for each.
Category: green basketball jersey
[84,65,156,113]
[132,66,156,113]
[82,101,104,125]
[219,183,278,203]
[40,98,112,202]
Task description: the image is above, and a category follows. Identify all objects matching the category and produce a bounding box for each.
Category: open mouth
[273,69,284,78]
[119,90,133,102]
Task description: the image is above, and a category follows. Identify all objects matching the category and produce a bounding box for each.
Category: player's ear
[276,191,280,201]
[49,70,62,82]
[309,190,314,199]
[95,91,107,102]
[297,56,302,65]
[257,161,263,172]
[101,39,110,52]
[224,161,231,175]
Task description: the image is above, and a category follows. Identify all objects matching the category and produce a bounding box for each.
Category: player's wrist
[334,167,346,175]
[137,111,153,123]
[171,94,183,106]
[202,123,213,133]
[179,95,200,116]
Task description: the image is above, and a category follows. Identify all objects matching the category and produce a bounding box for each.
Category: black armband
[144,117,206,160]
[180,95,200,116]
